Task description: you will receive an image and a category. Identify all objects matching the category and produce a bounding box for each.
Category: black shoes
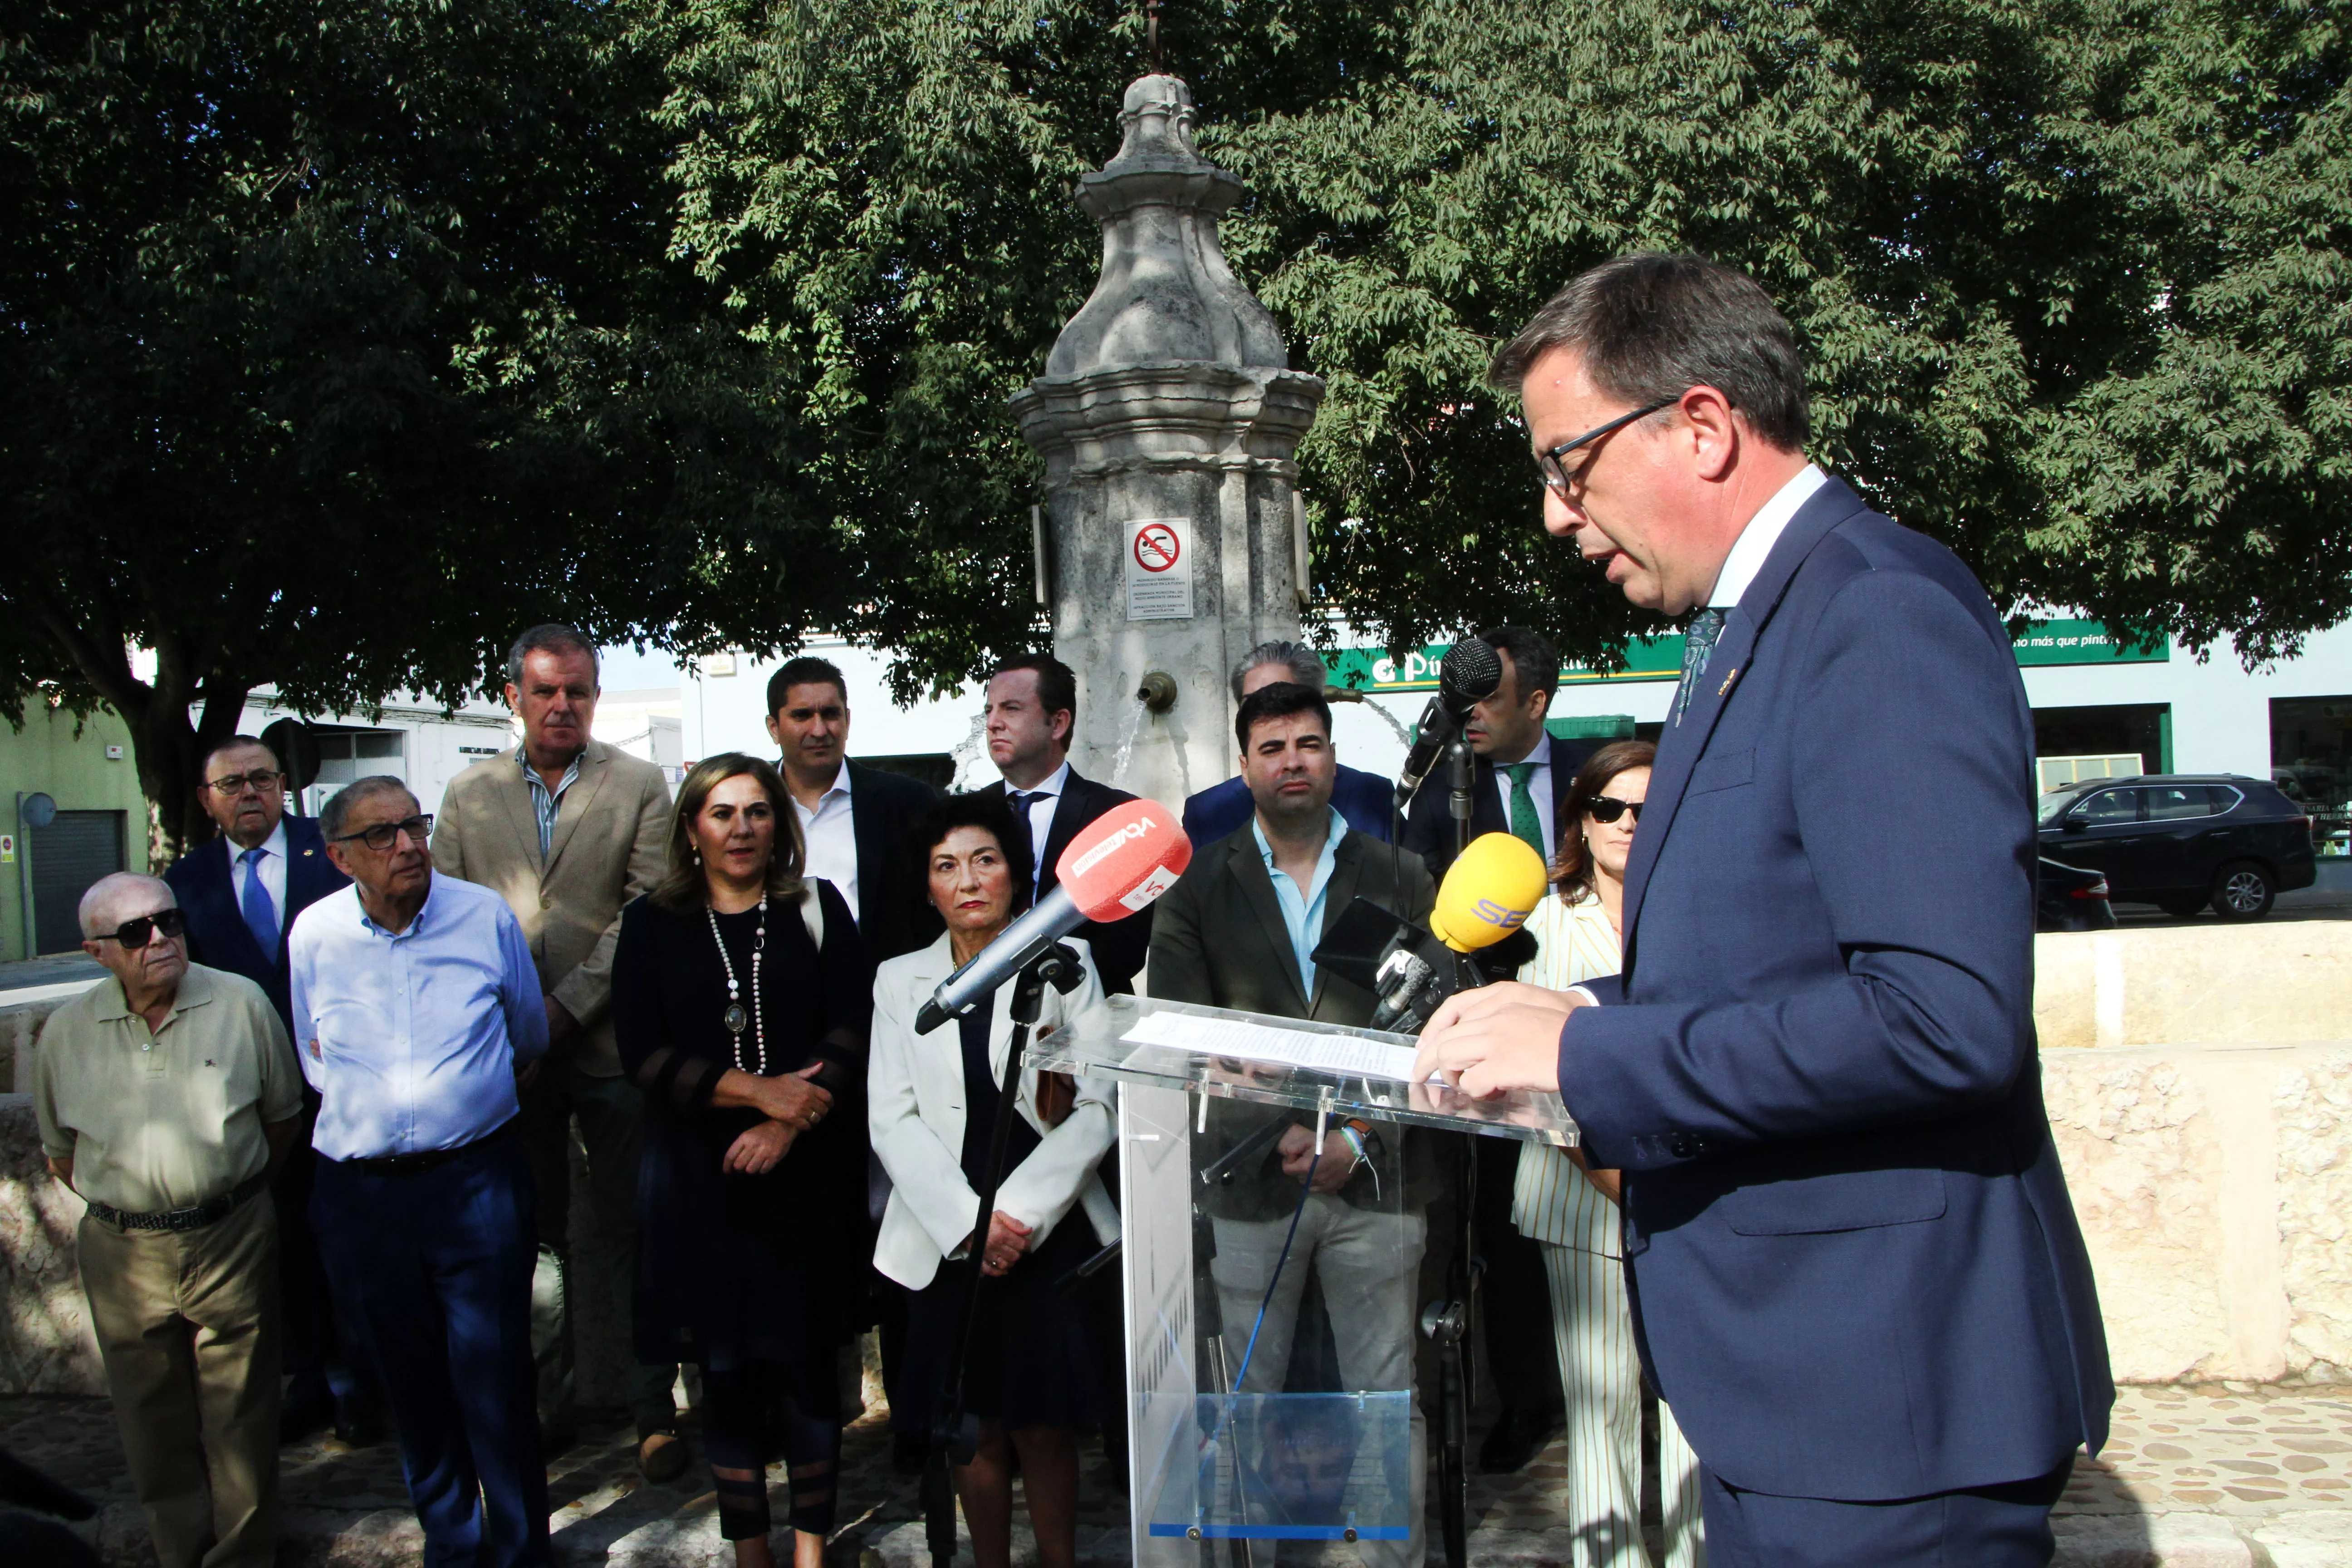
[328,1415,387,1450]
[279,1391,336,1446]
[1478,1407,1563,1475]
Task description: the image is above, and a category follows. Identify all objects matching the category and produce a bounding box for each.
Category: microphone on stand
[1313,832,1551,1034]
[1394,637,1504,813]
[914,799,1191,1034]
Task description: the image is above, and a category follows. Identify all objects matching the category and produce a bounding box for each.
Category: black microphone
[1310,896,1476,1036]
[1394,637,1504,811]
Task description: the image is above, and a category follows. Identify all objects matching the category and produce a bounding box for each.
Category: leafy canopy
[652,0,2349,670]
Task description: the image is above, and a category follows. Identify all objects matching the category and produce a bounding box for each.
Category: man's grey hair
[506,623,600,687]
[1487,254,1810,451]
[1230,641,1328,703]
[319,776,419,843]
[80,872,174,939]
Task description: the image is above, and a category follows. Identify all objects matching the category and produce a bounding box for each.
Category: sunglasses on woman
[96,907,189,948]
[1585,795,1644,825]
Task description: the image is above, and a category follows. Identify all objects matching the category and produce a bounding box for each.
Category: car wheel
[2158,896,2207,919]
[2210,861,2276,921]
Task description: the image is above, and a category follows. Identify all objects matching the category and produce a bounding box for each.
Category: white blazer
[868,933,1121,1290]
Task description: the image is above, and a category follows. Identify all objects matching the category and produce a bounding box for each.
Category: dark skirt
[892,1212,1113,1434]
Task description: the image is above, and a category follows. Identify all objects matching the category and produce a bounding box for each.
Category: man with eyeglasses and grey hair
[291,777,554,1568]
[33,872,304,1568]
[1180,640,1397,849]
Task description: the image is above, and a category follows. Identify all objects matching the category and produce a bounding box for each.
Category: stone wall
[2035,923,2352,1388]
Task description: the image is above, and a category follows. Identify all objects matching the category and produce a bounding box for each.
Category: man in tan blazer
[430,624,681,1479]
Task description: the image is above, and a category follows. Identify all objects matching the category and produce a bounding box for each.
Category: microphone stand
[1427,731,1479,1568]
[921,941,1085,1568]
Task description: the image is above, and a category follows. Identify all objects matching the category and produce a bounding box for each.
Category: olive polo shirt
[32,963,303,1215]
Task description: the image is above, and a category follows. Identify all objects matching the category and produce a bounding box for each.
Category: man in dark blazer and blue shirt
[164,734,378,1445]
[1416,255,2110,1564]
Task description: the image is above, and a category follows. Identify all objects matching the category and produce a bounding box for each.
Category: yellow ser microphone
[1429,832,1550,954]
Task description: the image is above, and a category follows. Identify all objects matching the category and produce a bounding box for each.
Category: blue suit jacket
[1182,764,1395,850]
[1559,477,2111,1501]
[164,815,350,1032]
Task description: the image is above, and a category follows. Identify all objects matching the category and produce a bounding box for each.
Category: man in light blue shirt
[1253,797,1345,1000]
[1146,683,1440,1568]
[289,777,551,1568]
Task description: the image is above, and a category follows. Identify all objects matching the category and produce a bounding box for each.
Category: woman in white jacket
[868,792,1117,1568]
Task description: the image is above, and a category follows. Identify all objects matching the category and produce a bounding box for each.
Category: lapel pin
[1717,667,1740,696]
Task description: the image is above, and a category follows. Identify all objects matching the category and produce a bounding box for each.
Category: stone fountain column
[1012,74,1325,812]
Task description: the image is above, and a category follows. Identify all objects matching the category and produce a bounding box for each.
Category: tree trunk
[31,612,252,872]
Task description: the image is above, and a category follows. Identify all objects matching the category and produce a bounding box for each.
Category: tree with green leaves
[0,0,854,859]
[648,0,2347,671]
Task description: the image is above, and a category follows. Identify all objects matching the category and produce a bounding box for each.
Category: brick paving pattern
[5,1382,2348,1563]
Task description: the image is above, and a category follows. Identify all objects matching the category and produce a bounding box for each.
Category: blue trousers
[312,1127,549,1568]
[1699,1458,2072,1567]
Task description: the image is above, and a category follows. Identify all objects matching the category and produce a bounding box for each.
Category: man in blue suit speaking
[1416,255,2111,1564]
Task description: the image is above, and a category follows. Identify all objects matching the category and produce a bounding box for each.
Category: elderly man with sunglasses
[32,873,304,1568]
[289,776,553,1568]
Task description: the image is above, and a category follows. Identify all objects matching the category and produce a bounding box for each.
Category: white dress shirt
[1489,741,1557,862]
[1706,462,1829,610]
[1006,760,1071,898]
[794,762,861,921]
[289,872,550,1161]
[228,820,291,921]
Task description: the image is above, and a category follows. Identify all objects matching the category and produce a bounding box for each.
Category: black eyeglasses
[204,769,283,796]
[331,814,434,852]
[1536,396,1682,496]
[1585,795,1644,824]
[97,907,188,948]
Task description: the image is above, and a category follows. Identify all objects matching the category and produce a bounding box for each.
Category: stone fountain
[1012,73,1325,811]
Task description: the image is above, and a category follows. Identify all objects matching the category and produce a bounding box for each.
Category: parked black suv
[2036,774,2317,921]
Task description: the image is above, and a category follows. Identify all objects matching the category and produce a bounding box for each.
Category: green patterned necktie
[1505,760,1547,861]
[1675,607,1728,725]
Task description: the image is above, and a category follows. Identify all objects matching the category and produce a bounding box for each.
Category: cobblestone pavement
[5,1383,2347,1564]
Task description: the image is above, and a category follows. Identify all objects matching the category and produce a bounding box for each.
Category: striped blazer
[1514,892,1624,1257]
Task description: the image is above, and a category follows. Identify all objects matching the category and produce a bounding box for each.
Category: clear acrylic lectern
[1029,994,1578,1564]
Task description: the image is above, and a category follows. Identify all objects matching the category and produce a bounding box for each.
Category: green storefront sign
[1326,617,2161,692]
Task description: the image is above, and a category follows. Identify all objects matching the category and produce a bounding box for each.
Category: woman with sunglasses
[1512,740,1703,1568]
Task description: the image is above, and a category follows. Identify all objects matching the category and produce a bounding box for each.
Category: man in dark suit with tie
[1396,624,1583,1473]
[1417,254,2111,1564]
[972,652,1152,996]
[163,735,379,1446]
[1399,625,1592,887]
[1181,641,1396,848]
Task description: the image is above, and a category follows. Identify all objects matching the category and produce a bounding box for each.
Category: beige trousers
[1543,1241,1704,1568]
[78,1191,282,1568]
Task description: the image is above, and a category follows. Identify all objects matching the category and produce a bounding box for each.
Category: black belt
[346,1115,515,1178]
[87,1171,269,1234]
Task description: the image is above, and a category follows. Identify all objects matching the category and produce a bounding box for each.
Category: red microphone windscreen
[1054,799,1192,921]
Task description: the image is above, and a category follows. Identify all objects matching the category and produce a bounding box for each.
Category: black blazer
[1400,731,1594,884]
[1148,825,1436,1026]
[1149,823,1439,1217]
[974,768,1150,996]
[163,814,350,1031]
[844,760,943,964]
